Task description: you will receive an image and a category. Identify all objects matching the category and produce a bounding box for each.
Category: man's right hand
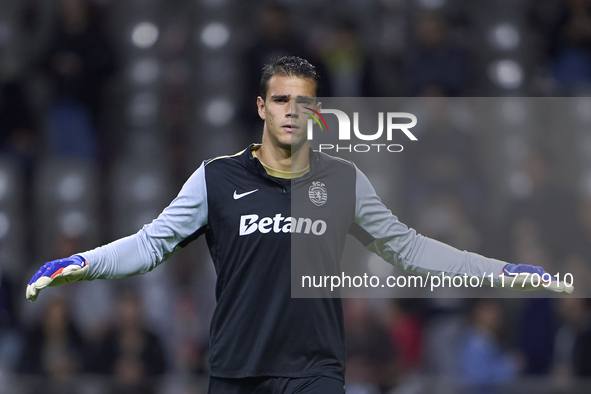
[26,255,88,302]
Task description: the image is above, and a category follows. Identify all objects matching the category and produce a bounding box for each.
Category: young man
[27,56,572,394]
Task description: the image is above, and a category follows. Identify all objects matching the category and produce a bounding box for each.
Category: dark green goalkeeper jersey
[81,144,507,380]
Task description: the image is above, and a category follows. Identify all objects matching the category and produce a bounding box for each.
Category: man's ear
[257,96,266,120]
[316,100,322,112]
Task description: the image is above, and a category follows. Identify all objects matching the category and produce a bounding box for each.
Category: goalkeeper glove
[501,263,574,294]
[26,255,88,302]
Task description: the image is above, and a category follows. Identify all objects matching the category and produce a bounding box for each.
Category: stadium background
[1,0,591,393]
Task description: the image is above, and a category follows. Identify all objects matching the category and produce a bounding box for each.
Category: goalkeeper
[27,56,573,394]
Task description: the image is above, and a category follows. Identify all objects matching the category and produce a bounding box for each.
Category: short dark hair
[259,56,320,99]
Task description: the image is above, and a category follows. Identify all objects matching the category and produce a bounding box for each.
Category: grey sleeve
[353,166,507,286]
[79,163,208,280]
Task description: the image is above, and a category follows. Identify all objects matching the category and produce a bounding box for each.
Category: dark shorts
[208,376,346,394]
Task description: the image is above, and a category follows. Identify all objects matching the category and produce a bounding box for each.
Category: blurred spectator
[573,302,591,376]
[241,2,327,139]
[535,0,591,92]
[110,355,157,394]
[414,193,482,252]
[343,299,397,392]
[88,291,166,381]
[510,217,551,261]
[401,102,487,236]
[18,297,86,379]
[502,148,577,263]
[0,62,38,174]
[54,233,82,259]
[421,298,465,378]
[553,298,591,380]
[160,20,193,187]
[518,298,556,375]
[404,12,472,96]
[244,2,309,96]
[54,234,115,343]
[0,269,20,372]
[387,299,423,374]
[171,290,209,375]
[458,299,520,394]
[0,271,16,331]
[39,0,115,159]
[574,195,591,260]
[319,19,374,97]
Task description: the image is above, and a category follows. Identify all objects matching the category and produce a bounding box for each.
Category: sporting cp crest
[308,181,327,206]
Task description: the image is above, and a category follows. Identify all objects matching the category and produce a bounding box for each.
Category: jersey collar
[244,143,319,181]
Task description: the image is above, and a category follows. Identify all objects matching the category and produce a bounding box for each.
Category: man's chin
[279,136,307,153]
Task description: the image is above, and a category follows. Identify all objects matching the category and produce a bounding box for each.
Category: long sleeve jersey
[79,144,507,380]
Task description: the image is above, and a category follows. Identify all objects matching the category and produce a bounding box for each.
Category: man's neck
[256,141,310,174]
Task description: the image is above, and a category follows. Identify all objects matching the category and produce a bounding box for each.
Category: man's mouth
[282,125,300,131]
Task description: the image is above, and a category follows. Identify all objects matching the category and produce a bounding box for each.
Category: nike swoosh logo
[234,189,259,200]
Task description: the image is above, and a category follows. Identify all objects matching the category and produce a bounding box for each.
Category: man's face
[257,75,319,152]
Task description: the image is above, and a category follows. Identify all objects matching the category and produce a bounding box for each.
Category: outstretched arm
[26,163,208,301]
[350,166,573,294]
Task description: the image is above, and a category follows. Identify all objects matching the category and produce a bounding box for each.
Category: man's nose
[286,99,299,118]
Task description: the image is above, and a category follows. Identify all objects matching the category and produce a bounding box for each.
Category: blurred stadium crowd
[1,0,591,393]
